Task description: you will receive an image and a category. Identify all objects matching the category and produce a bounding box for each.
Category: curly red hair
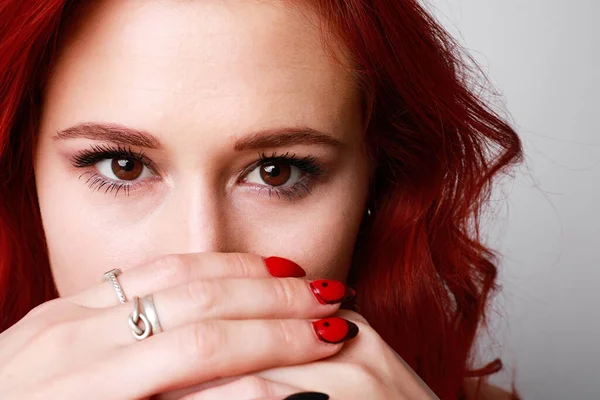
[0,1,522,399]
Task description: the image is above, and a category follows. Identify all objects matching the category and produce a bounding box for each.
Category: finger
[73,253,305,307]
[151,376,242,400]
[177,376,302,400]
[254,362,378,399]
[40,318,359,399]
[101,277,354,345]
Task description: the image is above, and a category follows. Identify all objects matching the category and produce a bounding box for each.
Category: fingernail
[310,280,355,305]
[264,256,306,278]
[312,317,359,344]
[284,392,330,400]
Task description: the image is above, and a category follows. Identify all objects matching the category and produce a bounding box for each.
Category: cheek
[286,215,360,281]
[34,145,151,296]
[37,188,139,297]
[36,184,101,296]
[232,199,365,281]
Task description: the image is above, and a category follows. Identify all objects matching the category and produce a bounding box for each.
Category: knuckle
[31,319,78,348]
[184,280,220,315]
[152,254,192,285]
[273,319,298,352]
[185,321,223,365]
[23,299,72,335]
[226,252,259,277]
[270,278,297,314]
[25,298,62,320]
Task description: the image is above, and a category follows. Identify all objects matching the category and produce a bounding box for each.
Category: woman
[0,0,523,399]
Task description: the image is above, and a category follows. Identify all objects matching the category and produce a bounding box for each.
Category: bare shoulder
[464,380,517,400]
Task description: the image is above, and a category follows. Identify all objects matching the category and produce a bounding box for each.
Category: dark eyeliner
[250,151,326,200]
[70,144,156,197]
[257,151,326,176]
[71,144,155,171]
[70,146,325,200]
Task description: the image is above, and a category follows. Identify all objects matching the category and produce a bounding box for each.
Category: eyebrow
[54,123,161,148]
[53,122,344,150]
[233,128,343,151]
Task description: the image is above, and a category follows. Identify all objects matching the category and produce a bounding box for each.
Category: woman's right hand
[0,253,358,399]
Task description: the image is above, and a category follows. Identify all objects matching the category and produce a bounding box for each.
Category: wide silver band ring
[141,294,163,334]
[102,268,127,304]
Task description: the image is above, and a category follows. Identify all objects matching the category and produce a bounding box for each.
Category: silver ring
[102,268,127,303]
[140,294,163,334]
[129,296,152,340]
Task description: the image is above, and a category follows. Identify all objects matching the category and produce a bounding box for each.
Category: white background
[428,1,599,399]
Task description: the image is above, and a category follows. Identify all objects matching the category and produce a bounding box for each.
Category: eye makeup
[69,145,328,200]
[70,144,157,196]
[240,151,327,200]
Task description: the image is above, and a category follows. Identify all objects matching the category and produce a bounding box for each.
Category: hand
[0,253,359,399]
[169,310,440,400]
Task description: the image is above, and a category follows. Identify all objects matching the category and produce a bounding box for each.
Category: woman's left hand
[165,310,439,400]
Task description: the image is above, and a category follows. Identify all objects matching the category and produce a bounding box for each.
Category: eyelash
[71,144,156,196]
[244,151,326,200]
[70,145,326,200]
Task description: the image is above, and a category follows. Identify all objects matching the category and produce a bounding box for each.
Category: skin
[35,0,370,296]
[20,1,509,398]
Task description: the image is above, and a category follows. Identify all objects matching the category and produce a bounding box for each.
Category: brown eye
[259,161,291,186]
[111,158,143,180]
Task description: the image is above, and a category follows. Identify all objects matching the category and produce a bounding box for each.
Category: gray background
[429,1,599,399]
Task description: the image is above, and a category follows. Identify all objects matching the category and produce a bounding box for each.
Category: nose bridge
[154,181,224,255]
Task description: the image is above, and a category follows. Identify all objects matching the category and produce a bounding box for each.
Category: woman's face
[35,0,370,296]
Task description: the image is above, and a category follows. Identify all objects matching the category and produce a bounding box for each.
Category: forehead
[43,0,360,142]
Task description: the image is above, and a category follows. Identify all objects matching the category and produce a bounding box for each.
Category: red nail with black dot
[312,317,359,344]
[309,280,355,305]
[264,256,306,278]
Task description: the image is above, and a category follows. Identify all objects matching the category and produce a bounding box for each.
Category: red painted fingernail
[312,317,359,344]
[264,256,306,278]
[309,280,355,305]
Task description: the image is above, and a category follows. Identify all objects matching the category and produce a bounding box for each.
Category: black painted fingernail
[284,392,330,400]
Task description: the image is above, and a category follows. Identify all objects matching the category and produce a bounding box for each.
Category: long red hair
[0,1,522,399]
